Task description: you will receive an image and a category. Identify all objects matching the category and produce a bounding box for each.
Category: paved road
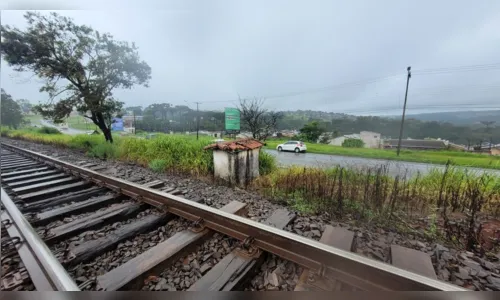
[40,120,88,136]
[264,149,500,178]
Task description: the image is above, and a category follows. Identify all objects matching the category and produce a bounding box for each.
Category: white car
[276,141,307,153]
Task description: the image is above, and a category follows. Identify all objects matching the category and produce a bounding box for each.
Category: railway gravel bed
[1,138,499,291]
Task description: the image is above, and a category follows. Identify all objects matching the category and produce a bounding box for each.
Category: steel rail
[0,188,80,291]
[1,210,55,290]
[1,143,467,291]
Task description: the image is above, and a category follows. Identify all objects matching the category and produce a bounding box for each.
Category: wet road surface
[264,149,500,178]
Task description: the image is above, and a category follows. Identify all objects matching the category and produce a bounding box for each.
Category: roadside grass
[259,151,278,175]
[254,163,500,249]
[1,127,277,176]
[255,163,500,219]
[264,139,500,170]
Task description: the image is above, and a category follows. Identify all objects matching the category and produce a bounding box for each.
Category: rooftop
[204,138,264,152]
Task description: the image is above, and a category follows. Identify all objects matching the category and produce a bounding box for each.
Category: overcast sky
[2,0,500,116]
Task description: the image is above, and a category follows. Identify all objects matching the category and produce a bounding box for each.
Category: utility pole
[396,66,411,156]
[133,111,136,135]
[195,102,200,140]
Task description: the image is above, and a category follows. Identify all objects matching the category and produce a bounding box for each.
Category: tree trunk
[93,112,113,143]
[103,127,113,143]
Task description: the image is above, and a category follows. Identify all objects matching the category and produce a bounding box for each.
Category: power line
[413,63,500,74]
[338,104,500,115]
[199,62,500,105]
[200,73,404,104]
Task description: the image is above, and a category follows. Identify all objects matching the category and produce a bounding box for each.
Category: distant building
[279,130,297,138]
[122,115,143,129]
[329,131,381,149]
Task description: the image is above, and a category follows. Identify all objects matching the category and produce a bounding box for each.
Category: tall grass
[2,128,279,177]
[259,151,278,175]
[255,164,500,221]
[87,143,118,159]
[254,162,500,249]
[119,135,214,175]
[1,128,216,175]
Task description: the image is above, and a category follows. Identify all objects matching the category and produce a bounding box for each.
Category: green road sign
[225,107,240,133]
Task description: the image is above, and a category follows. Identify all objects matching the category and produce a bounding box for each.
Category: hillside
[393,110,500,125]
[276,110,499,145]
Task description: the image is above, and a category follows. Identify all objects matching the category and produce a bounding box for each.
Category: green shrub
[149,159,168,173]
[259,151,278,175]
[87,143,118,160]
[37,126,61,134]
[342,138,364,148]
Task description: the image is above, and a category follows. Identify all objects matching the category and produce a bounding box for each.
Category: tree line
[1,89,28,129]
[129,104,498,145]
[298,116,498,146]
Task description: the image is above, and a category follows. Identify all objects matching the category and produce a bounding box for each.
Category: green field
[264,139,500,170]
[23,114,96,131]
[65,115,96,130]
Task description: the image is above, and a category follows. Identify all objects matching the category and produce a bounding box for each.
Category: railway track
[0,142,467,291]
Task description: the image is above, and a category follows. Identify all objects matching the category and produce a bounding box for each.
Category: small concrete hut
[204,139,264,186]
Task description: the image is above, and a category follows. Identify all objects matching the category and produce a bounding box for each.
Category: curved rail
[1,188,80,291]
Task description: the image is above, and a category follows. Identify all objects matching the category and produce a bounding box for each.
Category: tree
[1,12,151,142]
[16,98,32,114]
[1,89,24,129]
[238,97,282,141]
[144,103,172,120]
[300,121,325,142]
[125,106,143,116]
[319,133,331,144]
[342,138,364,148]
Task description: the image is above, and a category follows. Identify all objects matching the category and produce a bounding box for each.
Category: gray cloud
[1,0,500,116]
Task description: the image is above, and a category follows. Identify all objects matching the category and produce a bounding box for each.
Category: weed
[425,207,439,240]
[254,164,500,226]
[259,151,278,175]
[149,159,168,173]
[87,143,118,160]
